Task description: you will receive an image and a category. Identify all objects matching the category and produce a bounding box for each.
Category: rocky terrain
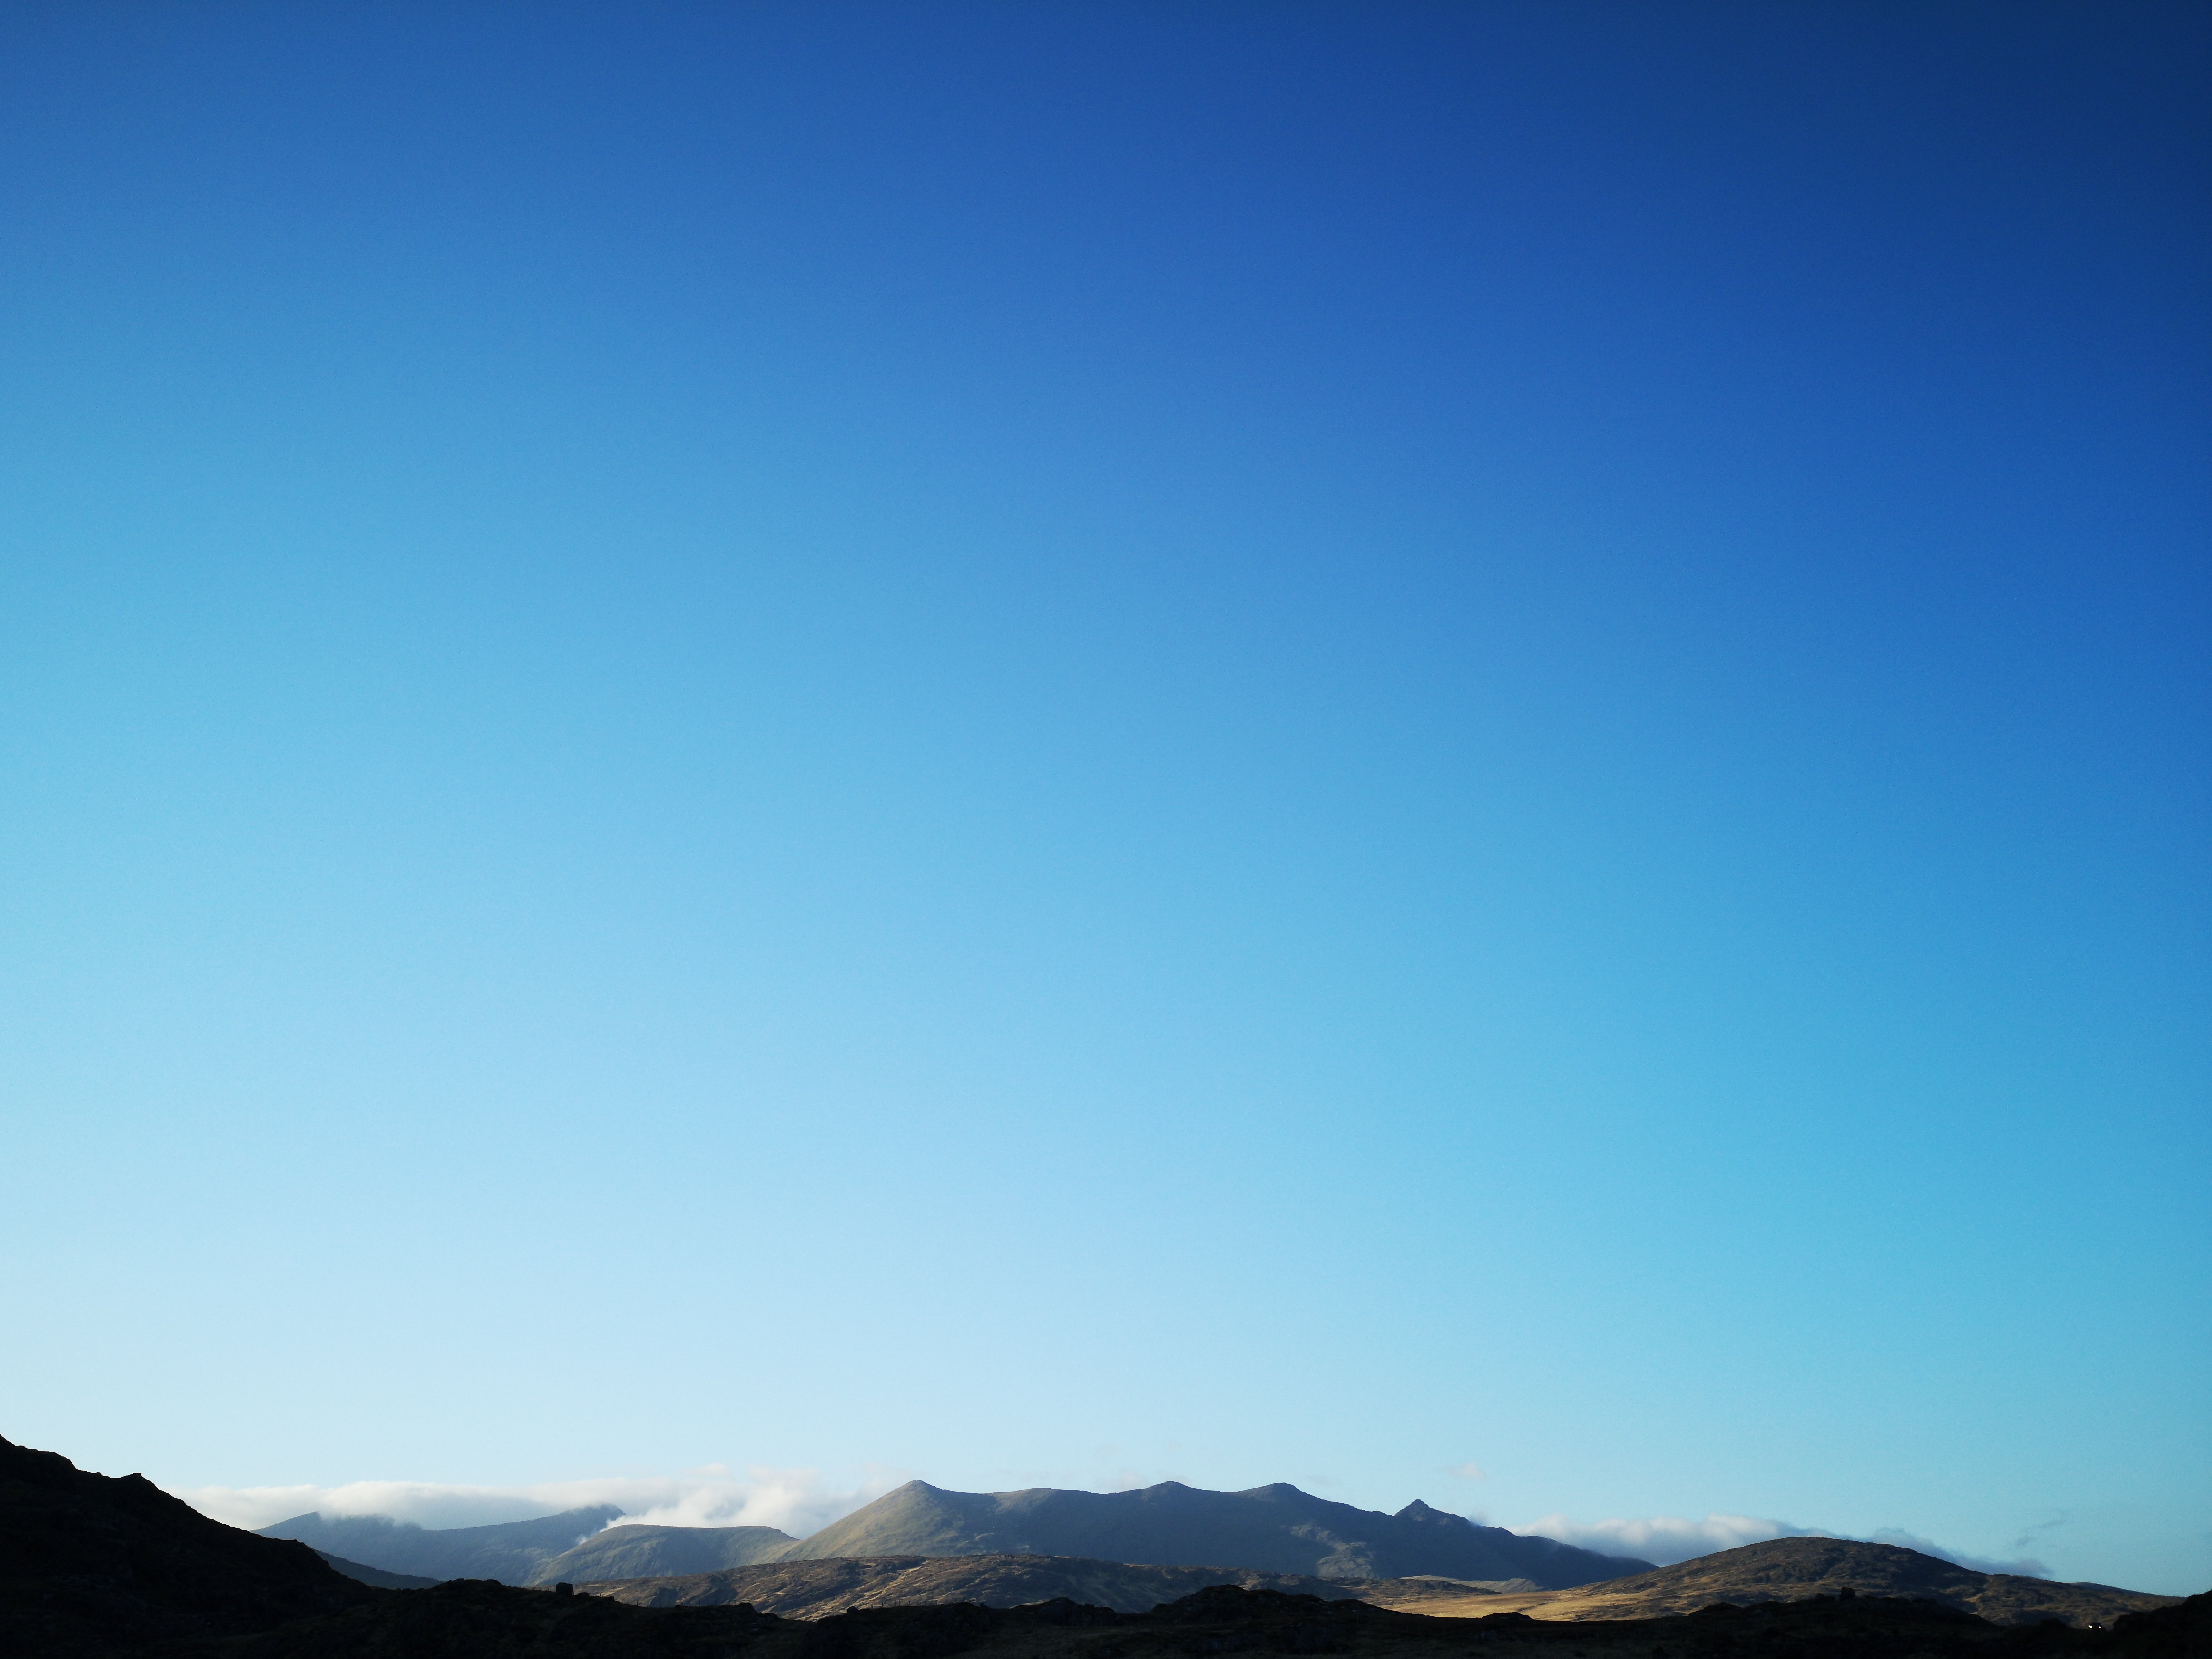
[1373,1538,2181,1630]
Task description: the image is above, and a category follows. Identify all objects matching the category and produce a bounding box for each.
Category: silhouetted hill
[787,1481,1648,1589]
[535,1522,804,1583]
[577,1551,1501,1615]
[0,1432,377,1654]
[1386,1537,2183,1629]
[255,1505,624,1584]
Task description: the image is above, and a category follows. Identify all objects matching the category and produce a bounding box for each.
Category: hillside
[255,1504,628,1583]
[787,1479,1648,1589]
[1378,1537,2184,1629]
[0,1432,377,1654]
[535,1521,806,1583]
[577,1551,1503,1615]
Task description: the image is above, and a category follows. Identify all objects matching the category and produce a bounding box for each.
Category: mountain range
[6,1430,2202,1657]
[252,1478,2186,1633]
[782,1479,1647,1586]
[259,1477,1650,1588]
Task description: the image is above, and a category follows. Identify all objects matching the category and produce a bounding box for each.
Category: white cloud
[1513,1513,1830,1566]
[170,1465,901,1538]
[1444,1462,1486,1482]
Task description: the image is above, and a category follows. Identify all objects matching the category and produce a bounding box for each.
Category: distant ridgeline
[257,1479,1651,1588]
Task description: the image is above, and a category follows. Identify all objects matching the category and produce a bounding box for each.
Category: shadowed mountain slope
[1385,1537,2184,1629]
[577,1551,1512,1615]
[0,1432,378,1654]
[534,1522,803,1583]
[310,1552,441,1590]
[255,1506,625,1584]
[787,1480,1647,1589]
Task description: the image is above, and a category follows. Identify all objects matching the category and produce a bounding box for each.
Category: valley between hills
[5,1431,2199,1658]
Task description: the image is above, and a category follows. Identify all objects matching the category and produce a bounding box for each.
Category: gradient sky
[2,0,2206,1597]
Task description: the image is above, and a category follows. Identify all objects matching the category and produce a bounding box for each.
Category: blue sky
[1,0,2205,1596]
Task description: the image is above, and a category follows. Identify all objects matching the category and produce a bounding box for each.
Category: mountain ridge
[252,1478,1647,1589]
[783,1479,1649,1589]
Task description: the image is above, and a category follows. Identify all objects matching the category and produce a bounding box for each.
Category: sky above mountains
[2,0,2205,1599]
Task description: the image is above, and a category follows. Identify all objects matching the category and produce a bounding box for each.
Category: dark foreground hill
[1386,1538,2182,1630]
[786,1480,1647,1589]
[0,1433,377,1654]
[574,1552,1515,1616]
[156,1575,2212,1659]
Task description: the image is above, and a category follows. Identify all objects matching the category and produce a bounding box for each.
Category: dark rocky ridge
[0,1432,378,1654]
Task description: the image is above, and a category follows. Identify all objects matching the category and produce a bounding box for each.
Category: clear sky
[1,0,2205,1597]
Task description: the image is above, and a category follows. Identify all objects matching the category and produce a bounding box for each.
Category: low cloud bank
[172,1465,899,1538]
[1510,1514,2048,1577]
[1514,1512,1827,1566]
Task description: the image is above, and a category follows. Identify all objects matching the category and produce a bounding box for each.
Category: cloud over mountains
[173,1465,899,1537]
[173,1469,2049,1584]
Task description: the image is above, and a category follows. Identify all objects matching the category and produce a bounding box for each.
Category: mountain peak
[1393,1500,1463,1524]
